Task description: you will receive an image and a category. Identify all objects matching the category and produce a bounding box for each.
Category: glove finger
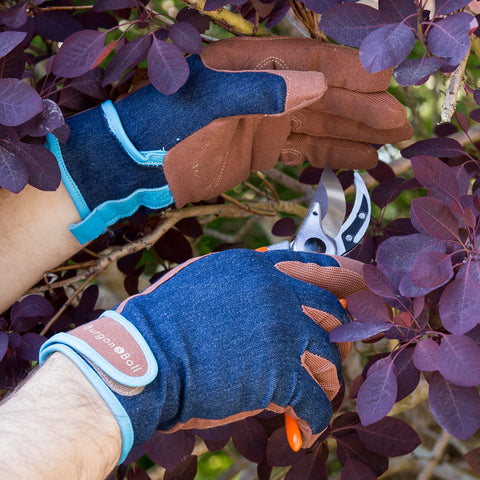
[279,134,380,169]
[273,252,368,298]
[200,36,391,92]
[288,367,334,442]
[313,88,410,131]
[290,110,413,145]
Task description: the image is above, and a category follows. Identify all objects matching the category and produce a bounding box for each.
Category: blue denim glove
[39,249,367,463]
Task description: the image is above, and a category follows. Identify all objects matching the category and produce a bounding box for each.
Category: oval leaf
[330,321,392,343]
[0,142,28,193]
[53,30,107,78]
[346,291,391,324]
[411,251,453,288]
[437,334,480,387]
[232,418,267,464]
[0,31,27,58]
[355,417,421,457]
[169,22,202,54]
[359,22,415,73]
[410,197,459,241]
[319,4,389,48]
[357,359,398,426]
[428,12,473,66]
[394,56,445,86]
[147,38,189,95]
[439,276,480,334]
[413,338,439,372]
[341,458,376,480]
[429,372,480,440]
[0,78,43,127]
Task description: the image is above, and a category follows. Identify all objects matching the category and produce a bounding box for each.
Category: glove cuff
[46,99,174,245]
[39,310,159,463]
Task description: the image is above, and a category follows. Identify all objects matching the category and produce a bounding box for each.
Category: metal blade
[334,171,371,256]
[319,167,346,238]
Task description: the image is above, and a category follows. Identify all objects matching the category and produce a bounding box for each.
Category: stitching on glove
[254,56,288,70]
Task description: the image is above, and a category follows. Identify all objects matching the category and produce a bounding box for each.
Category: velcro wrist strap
[39,311,158,464]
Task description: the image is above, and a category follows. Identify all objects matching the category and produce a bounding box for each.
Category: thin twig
[40,270,101,335]
[221,193,277,216]
[416,430,451,480]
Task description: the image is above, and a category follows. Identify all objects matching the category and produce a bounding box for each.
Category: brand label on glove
[70,316,147,377]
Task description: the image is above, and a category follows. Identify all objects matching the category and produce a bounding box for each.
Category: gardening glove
[39,249,367,463]
[48,36,412,245]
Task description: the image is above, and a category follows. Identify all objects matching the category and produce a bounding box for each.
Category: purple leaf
[330,321,391,342]
[0,78,43,127]
[394,347,420,401]
[21,99,65,137]
[0,142,28,193]
[401,137,465,158]
[359,22,415,73]
[175,217,203,238]
[0,45,26,79]
[399,271,439,297]
[154,228,193,264]
[355,416,421,457]
[394,56,445,86]
[410,197,459,241]
[357,359,398,426]
[371,177,404,207]
[346,291,391,323]
[176,7,211,34]
[147,37,189,95]
[0,31,26,58]
[284,447,328,480]
[11,294,54,321]
[411,155,460,201]
[93,0,137,10]
[144,430,185,471]
[104,35,152,85]
[428,12,473,66]
[341,458,376,480]
[439,276,480,334]
[429,372,480,440]
[411,251,453,288]
[363,264,398,299]
[265,427,305,466]
[435,0,471,15]
[367,160,396,182]
[164,455,197,480]
[470,108,480,123]
[413,338,439,371]
[272,217,295,237]
[169,22,203,54]
[2,3,27,28]
[53,30,107,78]
[319,4,389,48]
[127,466,151,480]
[0,332,8,362]
[6,141,60,191]
[69,67,108,100]
[16,333,45,361]
[376,233,447,273]
[336,431,389,477]
[34,10,84,42]
[465,447,480,474]
[232,418,267,464]
[378,0,417,26]
[437,334,480,387]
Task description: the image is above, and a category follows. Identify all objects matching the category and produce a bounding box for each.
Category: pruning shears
[258,167,371,451]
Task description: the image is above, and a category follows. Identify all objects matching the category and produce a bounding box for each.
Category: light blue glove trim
[46,133,90,220]
[39,344,134,464]
[69,184,174,244]
[101,100,167,166]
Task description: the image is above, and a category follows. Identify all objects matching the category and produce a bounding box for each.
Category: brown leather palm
[164,37,412,207]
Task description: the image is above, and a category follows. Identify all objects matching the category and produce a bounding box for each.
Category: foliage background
[3,0,480,478]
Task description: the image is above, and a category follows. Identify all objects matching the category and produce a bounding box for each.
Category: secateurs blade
[267,167,371,256]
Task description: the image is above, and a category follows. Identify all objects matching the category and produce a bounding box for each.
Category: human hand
[39,249,367,462]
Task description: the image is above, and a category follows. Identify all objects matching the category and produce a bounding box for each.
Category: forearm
[0,353,122,480]
[0,183,82,313]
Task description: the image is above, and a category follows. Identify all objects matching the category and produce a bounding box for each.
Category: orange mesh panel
[275,261,367,298]
[302,305,352,362]
[301,351,340,400]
